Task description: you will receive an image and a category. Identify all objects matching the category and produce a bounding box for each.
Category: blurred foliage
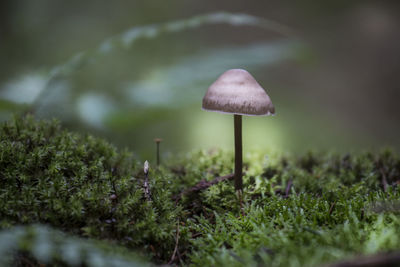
[0,11,306,158]
[0,224,149,267]
[1,2,400,158]
[0,12,295,116]
[1,116,400,266]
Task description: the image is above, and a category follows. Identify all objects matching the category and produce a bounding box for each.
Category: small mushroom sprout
[202,69,275,193]
[143,160,151,200]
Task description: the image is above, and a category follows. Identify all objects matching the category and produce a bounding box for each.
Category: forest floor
[0,116,400,266]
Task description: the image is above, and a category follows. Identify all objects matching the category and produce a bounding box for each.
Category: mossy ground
[1,116,400,266]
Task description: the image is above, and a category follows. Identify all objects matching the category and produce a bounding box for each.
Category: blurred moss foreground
[1,116,400,266]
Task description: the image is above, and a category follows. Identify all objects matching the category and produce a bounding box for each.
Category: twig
[168,221,180,265]
[173,173,234,201]
[192,232,202,238]
[284,179,293,198]
[329,202,336,216]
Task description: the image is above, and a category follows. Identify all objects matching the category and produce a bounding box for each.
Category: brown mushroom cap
[202,69,275,116]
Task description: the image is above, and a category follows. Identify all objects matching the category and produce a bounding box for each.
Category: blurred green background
[1,0,399,161]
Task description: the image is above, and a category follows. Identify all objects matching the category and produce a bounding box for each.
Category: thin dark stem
[154,139,162,166]
[168,220,180,264]
[234,114,243,191]
[328,202,336,216]
[284,179,293,198]
[156,142,160,166]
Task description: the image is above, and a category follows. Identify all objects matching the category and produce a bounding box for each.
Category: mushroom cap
[202,69,275,116]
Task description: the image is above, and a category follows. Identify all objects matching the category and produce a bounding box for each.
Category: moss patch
[1,116,400,266]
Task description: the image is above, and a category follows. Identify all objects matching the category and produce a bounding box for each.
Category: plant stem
[154,138,162,166]
[156,142,160,166]
[234,114,243,191]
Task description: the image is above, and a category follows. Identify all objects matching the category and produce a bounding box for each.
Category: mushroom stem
[154,138,162,166]
[234,114,243,191]
[156,142,160,166]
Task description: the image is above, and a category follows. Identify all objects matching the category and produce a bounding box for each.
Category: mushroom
[202,69,275,193]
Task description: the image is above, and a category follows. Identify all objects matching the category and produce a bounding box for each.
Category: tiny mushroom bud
[144,160,150,175]
[202,69,275,192]
[143,160,151,200]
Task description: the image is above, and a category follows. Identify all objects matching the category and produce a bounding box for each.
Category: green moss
[1,116,400,266]
[0,115,182,263]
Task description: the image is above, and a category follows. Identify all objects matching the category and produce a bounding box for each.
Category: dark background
[1,0,399,160]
